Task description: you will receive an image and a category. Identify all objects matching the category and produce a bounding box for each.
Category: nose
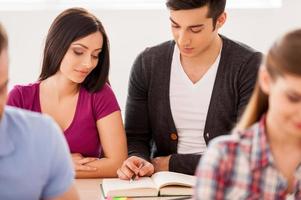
[81,55,93,69]
[178,30,191,47]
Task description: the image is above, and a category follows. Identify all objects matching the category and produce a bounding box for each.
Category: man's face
[169,5,225,58]
[0,49,8,120]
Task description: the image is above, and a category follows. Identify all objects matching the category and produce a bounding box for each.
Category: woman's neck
[41,74,79,99]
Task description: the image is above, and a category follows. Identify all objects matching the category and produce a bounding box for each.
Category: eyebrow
[169,17,204,28]
[72,43,102,51]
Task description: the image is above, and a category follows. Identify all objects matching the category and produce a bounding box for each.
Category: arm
[150,154,200,175]
[42,118,79,200]
[169,154,201,175]
[237,52,262,116]
[194,141,230,200]
[125,51,152,160]
[76,111,127,178]
[7,85,24,107]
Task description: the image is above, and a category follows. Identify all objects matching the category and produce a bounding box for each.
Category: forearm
[169,154,201,175]
[75,157,124,178]
[128,140,151,161]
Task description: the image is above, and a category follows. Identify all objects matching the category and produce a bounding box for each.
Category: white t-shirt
[170,46,221,154]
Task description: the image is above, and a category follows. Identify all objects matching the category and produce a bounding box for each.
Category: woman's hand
[71,153,98,171]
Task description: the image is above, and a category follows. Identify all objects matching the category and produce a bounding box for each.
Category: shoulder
[5,106,62,143]
[131,40,175,81]
[143,40,175,54]
[221,35,260,55]
[206,133,241,155]
[221,35,262,65]
[136,40,175,61]
[82,83,116,100]
[10,82,39,94]
[81,84,120,119]
[93,83,115,96]
[8,82,39,101]
[206,127,256,158]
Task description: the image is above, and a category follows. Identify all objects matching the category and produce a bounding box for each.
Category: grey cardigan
[125,36,262,175]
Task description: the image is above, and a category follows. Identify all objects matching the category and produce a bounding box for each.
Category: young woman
[194,29,301,199]
[7,8,127,178]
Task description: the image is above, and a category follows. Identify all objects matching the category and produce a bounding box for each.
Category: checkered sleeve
[194,139,235,200]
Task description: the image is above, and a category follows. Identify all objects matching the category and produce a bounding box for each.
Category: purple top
[7,82,120,158]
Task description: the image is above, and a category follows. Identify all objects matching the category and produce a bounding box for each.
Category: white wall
[0,0,301,112]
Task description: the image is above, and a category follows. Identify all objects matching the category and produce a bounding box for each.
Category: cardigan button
[170,133,178,140]
[206,132,210,139]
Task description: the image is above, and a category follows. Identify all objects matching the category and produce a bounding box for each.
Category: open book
[101,171,196,198]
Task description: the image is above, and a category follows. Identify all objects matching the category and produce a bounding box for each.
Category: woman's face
[59,31,103,84]
[262,70,301,138]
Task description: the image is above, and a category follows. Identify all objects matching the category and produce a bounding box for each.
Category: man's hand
[117,156,154,180]
[151,155,171,172]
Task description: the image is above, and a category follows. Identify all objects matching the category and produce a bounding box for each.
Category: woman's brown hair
[39,7,110,92]
[237,29,301,130]
[0,23,8,54]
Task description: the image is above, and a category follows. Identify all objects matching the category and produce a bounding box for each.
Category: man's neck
[180,35,222,70]
[179,35,222,84]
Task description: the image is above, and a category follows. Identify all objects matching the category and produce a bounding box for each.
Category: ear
[215,12,227,29]
[259,65,272,95]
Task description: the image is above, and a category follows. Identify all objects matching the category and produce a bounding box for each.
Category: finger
[75,164,97,171]
[126,158,146,174]
[139,162,154,177]
[77,157,98,165]
[117,168,131,180]
[128,156,145,165]
[119,164,135,179]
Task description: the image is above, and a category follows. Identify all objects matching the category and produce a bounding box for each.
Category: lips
[75,69,89,75]
[181,47,194,54]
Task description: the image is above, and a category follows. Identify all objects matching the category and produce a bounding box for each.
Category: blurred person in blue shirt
[0,22,79,200]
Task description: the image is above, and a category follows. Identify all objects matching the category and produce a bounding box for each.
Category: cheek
[60,57,74,73]
[269,92,295,119]
[193,32,212,46]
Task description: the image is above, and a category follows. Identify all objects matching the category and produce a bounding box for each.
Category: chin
[180,52,197,58]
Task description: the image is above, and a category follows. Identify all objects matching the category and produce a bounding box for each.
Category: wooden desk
[75,179,102,200]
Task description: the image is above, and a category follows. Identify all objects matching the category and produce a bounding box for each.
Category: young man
[0,23,79,200]
[117,0,262,178]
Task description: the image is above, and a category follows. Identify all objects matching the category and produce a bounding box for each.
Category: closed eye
[287,94,301,103]
[74,50,83,56]
[190,27,203,33]
[91,55,99,59]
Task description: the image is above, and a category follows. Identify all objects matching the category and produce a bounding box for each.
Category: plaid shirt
[194,116,301,200]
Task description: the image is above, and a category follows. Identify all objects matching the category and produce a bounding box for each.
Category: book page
[101,177,158,197]
[151,171,196,188]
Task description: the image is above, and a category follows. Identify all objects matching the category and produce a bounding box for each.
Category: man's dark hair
[166,0,226,29]
[40,7,110,93]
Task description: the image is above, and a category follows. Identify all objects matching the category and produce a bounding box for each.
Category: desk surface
[75,179,102,200]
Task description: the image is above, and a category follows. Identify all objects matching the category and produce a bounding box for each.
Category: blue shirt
[0,106,75,200]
